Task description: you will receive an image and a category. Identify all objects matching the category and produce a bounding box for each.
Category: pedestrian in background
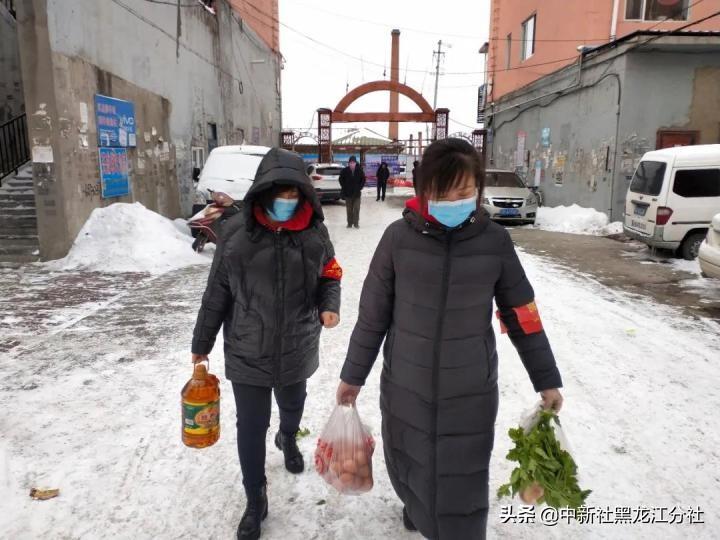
[339,155,366,228]
[376,162,390,202]
[336,138,563,540]
[191,148,342,540]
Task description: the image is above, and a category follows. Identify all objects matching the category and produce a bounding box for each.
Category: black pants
[231,380,307,492]
[376,180,387,201]
[345,196,361,227]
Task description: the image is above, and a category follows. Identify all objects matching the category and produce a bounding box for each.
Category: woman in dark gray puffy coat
[336,139,564,539]
[191,148,342,540]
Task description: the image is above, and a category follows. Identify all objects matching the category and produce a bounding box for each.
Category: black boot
[403,507,417,532]
[274,431,304,474]
[237,484,268,540]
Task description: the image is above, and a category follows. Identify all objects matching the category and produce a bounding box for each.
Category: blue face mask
[267,198,299,222]
[428,196,477,228]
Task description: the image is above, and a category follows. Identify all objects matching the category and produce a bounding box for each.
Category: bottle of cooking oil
[181,361,220,448]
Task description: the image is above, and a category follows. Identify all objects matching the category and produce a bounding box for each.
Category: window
[673,169,720,198]
[191,146,205,170]
[521,15,536,61]
[630,161,667,196]
[506,34,512,69]
[625,0,689,21]
[486,172,526,188]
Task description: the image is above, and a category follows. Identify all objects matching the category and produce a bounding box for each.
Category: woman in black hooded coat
[191,148,342,540]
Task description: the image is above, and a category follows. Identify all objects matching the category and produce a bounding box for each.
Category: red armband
[321,258,343,281]
[496,301,544,335]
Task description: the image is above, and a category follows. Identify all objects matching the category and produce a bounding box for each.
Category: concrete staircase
[0,164,40,264]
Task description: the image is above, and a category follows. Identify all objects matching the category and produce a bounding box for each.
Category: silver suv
[306,163,343,202]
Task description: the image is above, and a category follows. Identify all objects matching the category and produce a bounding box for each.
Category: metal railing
[0,113,30,183]
[1,0,16,18]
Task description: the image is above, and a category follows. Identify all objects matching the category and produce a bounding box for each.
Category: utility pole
[432,39,445,110]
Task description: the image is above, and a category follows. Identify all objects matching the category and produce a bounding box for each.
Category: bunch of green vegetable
[497,409,591,510]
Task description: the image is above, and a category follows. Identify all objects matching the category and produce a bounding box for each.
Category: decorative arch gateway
[314,80,449,163]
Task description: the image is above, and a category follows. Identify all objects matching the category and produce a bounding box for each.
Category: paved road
[508,227,720,321]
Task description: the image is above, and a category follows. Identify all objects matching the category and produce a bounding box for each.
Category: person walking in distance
[376,162,390,202]
[339,155,366,228]
[191,148,342,540]
[411,160,420,191]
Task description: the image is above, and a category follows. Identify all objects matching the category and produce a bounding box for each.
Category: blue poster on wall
[541,127,551,148]
[95,94,137,147]
[99,147,131,198]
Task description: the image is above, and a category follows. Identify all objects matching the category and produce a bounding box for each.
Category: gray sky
[278,0,491,141]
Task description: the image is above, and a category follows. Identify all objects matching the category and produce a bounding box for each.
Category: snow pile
[46,202,211,274]
[534,205,622,236]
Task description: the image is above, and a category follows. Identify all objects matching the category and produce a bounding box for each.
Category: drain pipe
[610,0,620,41]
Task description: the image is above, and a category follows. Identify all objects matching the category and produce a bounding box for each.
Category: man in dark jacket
[191,148,342,540]
[376,162,390,202]
[411,160,420,191]
[338,155,365,228]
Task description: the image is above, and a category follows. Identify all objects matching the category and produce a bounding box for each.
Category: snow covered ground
[2,195,719,539]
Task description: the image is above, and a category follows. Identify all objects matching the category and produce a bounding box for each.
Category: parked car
[194,145,271,207]
[623,145,720,260]
[481,169,538,224]
[306,163,343,202]
[699,213,720,278]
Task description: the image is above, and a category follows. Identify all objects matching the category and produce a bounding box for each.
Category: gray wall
[17,0,281,260]
[0,3,24,123]
[490,54,626,219]
[489,44,720,221]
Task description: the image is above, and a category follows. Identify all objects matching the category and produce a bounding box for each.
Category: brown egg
[358,465,370,478]
[343,459,358,474]
[330,461,342,476]
[339,473,354,487]
[354,451,368,466]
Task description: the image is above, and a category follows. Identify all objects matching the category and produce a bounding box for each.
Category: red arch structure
[308,80,449,163]
[333,81,436,123]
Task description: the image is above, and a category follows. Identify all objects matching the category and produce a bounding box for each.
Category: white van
[623,145,720,259]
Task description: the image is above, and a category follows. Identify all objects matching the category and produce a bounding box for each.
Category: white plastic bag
[519,401,572,454]
[314,404,375,495]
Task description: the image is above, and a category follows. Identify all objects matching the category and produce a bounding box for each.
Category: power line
[290,0,637,43]
[239,1,585,76]
[139,0,207,7]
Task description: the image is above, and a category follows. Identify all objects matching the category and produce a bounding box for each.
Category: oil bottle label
[182,399,220,435]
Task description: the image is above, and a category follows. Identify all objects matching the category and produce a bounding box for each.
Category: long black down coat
[192,148,341,387]
[340,204,562,539]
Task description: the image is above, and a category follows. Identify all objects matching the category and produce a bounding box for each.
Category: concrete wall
[16,0,282,260]
[0,3,24,123]
[490,54,625,219]
[489,42,720,221]
[613,50,720,216]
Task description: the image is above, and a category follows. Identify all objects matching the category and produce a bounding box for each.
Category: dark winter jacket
[376,166,390,184]
[340,198,562,539]
[192,148,341,387]
[339,165,366,198]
